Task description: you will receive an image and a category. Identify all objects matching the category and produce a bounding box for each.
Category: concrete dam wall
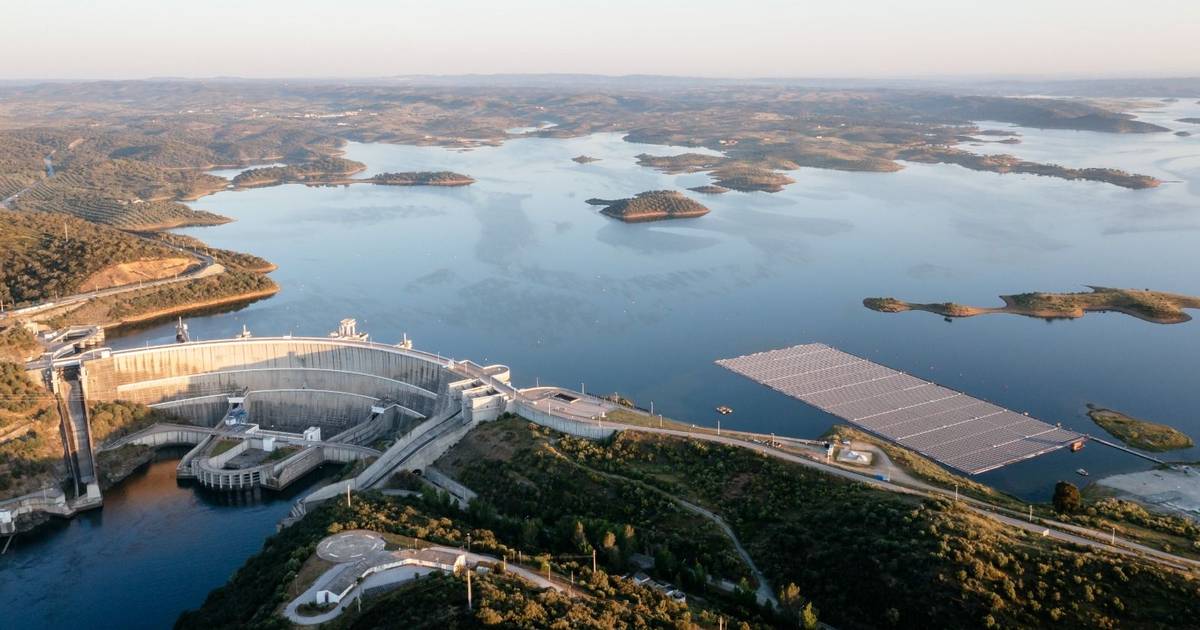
[82,338,457,428]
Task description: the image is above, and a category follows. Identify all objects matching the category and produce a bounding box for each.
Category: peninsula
[587,190,710,222]
[864,287,1200,324]
[1086,405,1194,452]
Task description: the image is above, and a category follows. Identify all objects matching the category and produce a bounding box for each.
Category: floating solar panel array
[716,343,1083,474]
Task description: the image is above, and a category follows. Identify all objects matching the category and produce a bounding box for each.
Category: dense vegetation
[0,209,184,306]
[369,171,475,186]
[442,419,750,587]
[176,488,745,629]
[555,429,1200,629]
[57,270,277,327]
[87,400,186,445]
[231,157,365,187]
[588,191,710,222]
[0,361,61,496]
[329,570,703,629]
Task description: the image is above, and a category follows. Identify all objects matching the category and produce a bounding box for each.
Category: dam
[8,320,519,528]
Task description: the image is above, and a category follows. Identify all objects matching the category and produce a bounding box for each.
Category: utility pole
[592,549,597,573]
[467,567,473,611]
[346,484,351,508]
[1028,505,1033,522]
[954,484,958,502]
[650,401,654,415]
[581,382,585,396]
[717,419,721,437]
[1111,526,1116,546]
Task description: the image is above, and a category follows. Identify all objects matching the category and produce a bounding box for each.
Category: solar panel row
[716,343,1083,474]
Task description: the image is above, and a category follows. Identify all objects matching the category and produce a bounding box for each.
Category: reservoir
[4,100,1198,627]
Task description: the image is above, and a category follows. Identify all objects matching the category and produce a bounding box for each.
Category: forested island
[230,157,366,187]
[369,171,475,186]
[864,287,1200,324]
[587,190,710,222]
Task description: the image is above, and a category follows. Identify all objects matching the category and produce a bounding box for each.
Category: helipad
[317,530,386,563]
[717,343,1083,474]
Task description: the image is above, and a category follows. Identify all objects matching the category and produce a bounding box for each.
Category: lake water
[0,451,334,629]
[6,99,1198,628]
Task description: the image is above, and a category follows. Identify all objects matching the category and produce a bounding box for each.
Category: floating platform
[716,343,1083,474]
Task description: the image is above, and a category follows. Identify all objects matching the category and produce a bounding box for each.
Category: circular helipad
[317,530,385,563]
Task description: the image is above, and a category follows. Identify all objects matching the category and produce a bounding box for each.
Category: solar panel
[716,343,1083,474]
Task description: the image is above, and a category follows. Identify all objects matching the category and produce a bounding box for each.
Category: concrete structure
[29,329,524,507]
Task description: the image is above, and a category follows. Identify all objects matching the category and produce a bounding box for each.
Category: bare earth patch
[79,257,196,292]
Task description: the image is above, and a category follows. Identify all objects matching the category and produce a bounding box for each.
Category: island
[711,164,796,192]
[1176,131,1193,137]
[231,157,366,188]
[1177,118,1200,124]
[571,155,600,163]
[368,171,475,186]
[688,184,729,194]
[899,148,1161,189]
[1087,405,1194,452]
[586,190,709,222]
[863,287,1200,324]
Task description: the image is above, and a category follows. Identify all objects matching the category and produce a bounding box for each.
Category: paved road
[1,244,223,323]
[597,419,1200,573]
[282,545,567,626]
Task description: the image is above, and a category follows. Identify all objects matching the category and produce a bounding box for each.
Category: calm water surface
[5,100,1199,628]
[0,451,334,629]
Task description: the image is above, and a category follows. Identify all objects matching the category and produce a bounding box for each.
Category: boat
[716,405,733,415]
[1076,468,1089,477]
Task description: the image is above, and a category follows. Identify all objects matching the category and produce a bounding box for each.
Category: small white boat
[1076,468,1089,477]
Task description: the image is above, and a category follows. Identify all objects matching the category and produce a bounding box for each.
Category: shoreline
[98,285,281,331]
[864,289,1200,325]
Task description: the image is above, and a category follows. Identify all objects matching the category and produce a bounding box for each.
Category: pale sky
[1,0,1197,79]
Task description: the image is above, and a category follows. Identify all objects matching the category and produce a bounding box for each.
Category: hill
[0,209,189,307]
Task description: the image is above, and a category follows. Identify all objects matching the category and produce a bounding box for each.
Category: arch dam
[32,334,517,510]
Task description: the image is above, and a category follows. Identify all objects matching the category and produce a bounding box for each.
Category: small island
[711,164,796,192]
[571,155,600,164]
[587,190,709,222]
[368,171,475,186]
[688,184,729,194]
[1176,118,1200,124]
[231,157,366,188]
[1087,405,1194,452]
[1176,131,1193,137]
[863,287,1200,324]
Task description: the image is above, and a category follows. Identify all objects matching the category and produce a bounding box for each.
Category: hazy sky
[2,0,1197,79]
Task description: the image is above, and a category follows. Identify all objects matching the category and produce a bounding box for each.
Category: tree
[801,602,819,630]
[1053,481,1082,514]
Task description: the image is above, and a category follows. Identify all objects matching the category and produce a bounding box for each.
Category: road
[592,416,1200,573]
[546,444,779,606]
[1,244,223,322]
[0,151,56,208]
